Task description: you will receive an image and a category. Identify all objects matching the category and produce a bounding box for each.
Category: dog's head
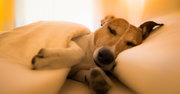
[93,16,163,72]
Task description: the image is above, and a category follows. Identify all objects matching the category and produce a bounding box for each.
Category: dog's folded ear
[139,21,164,40]
[101,15,116,26]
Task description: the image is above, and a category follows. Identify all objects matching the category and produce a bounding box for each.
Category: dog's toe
[37,48,44,58]
[31,56,36,65]
[31,48,45,65]
[32,67,36,70]
[91,69,101,78]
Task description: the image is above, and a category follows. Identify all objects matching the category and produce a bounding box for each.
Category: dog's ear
[101,15,116,26]
[139,21,164,40]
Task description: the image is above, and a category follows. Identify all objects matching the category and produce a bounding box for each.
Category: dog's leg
[70,69,91,82]
[31,41,85,70]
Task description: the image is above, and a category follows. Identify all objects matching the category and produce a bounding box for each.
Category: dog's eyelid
[126,41,136,46]
[108,26,116,35]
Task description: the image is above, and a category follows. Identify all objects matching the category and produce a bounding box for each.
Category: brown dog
[32,15,163,94]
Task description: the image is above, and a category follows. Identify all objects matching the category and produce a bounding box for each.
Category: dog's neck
[68,33,95,77]
[89,33,95,54]
[83,33,95,64]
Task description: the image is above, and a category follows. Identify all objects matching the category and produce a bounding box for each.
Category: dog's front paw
[31,48,53,70]
[86,67,114,94]
[32,41,85,70]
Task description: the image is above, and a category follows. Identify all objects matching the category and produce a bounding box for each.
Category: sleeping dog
[32,16,163,94]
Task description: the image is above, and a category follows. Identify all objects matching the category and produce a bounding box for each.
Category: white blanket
[0,21,90,94]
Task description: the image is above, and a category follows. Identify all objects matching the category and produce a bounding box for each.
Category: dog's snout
[98,48,114,65]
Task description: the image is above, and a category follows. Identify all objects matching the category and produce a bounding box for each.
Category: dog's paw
[31,48,54,70]
[32,41,85,70]
[86,67,114,94]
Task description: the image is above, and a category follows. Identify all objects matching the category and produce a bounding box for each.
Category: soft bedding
[1,11,180,94]
[0,21,91,94]
[113,11,180,94]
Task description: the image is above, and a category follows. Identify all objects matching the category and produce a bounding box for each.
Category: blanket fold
[0,21,91,94]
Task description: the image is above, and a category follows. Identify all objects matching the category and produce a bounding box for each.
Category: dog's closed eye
[126,41,136,47]
[108,26,116,35]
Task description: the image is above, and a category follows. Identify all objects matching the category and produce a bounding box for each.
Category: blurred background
[0,0,180,32]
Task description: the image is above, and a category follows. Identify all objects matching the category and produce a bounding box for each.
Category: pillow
[114,11,180,94]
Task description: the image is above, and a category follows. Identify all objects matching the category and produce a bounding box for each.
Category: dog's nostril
[99,53,103,58]
[98,48,114,65]
[105,59,109,62]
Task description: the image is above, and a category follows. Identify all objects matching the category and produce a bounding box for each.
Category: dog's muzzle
[94,47,117,71]
[97,47,114,65]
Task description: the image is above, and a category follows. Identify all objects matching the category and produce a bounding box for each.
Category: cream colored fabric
[114,11,180,94]
[59,76,136,94]
[0,21,90,94]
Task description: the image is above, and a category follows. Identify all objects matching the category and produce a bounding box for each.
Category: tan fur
[101,15,116,26]
[93,17,143,71]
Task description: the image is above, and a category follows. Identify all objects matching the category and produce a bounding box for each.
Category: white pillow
[114,11,180,94]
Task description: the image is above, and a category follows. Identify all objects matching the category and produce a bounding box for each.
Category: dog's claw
[31,56,36,65]
[31,48,44,65]
[36,54,44,58]
[32,67,36,70]
[37,48,44,58]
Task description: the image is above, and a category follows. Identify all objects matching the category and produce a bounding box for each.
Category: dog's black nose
[98,48,114,65]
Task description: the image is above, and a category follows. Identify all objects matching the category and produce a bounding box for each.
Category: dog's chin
[94,59,102,68]
[93,59,117,72]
